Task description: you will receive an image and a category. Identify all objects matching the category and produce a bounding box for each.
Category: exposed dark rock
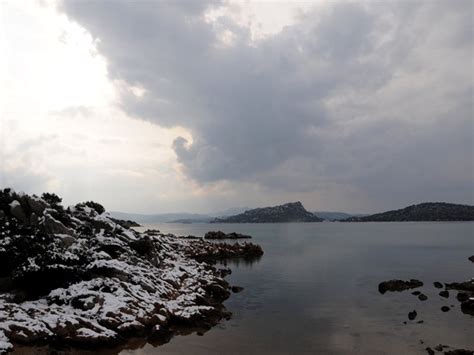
[231,286,244,293]
[460,299,474,316]
[446,280,474,292]
[441,306,450,312]
[426,347,435,355]
[204,231,252,239]
[434,281,444,289]
[185,240,264,263]
[408,310,417,320]
[469,256,474,263]
[443,350,474,355]
[412,291,421,296]
[418,293,428,301]
[439,290,449,298]
[378,279,423,294]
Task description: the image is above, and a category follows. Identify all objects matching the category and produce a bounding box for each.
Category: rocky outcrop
[214,202,323,223]
[204,231,251,239]
[0,188,264,353]
[378,279,423,294]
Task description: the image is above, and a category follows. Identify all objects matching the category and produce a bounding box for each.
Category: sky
[0,0,472,214]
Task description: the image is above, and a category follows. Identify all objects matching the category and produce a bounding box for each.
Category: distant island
[342,202,474,222]
[213,202,323,223]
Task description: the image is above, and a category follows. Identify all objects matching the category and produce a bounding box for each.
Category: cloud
[58,0,473,208]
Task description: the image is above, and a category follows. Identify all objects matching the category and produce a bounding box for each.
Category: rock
[204,283,231,300]
[25,195,48,216]
[412,291,421,296]
[231,286,244,293]
[444,350,474,355]
[144,229,160,236]
[434,281,443,289]
[446,280,474,292]
[204,231,227,239]
[10,200,27,223]
[460,299,474,316]
[58,234,76,248]
[469,255,474,263]
[42,214,75,236]
[441,306,450,312]
[204,231,251,240]
[439,290,449,298]
[408,310,417,320]
[378,279,423,294]
[71,294,103,311]
[219,268,232,277]
[418,294,428,301]
[29,212,39,226]
[435,344,449,351]
[457,292,470,302]
[426,347,435,355]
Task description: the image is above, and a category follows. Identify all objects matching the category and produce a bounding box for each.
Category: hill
[343,202,474,222]
[313,211,368,221]
[214,202,323,223]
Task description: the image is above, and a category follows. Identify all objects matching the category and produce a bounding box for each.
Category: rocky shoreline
[378,257,474,355]
[0,189,263,353]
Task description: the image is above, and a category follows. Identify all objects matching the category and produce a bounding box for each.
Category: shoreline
[0,190,263,353]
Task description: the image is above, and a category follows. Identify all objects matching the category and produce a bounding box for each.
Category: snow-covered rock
[0,188,263,353]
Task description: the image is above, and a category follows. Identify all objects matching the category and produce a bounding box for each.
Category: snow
[0,189,238,352]
[8,200,20,209]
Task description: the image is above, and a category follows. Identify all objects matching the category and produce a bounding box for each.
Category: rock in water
[418,293,428,301]
[204,231,252,240]
[434,281,443,289]
[439,290,449,298]
[378,279,423,294]
[408,310,417,320]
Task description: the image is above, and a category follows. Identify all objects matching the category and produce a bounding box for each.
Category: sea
[119,222,474,355]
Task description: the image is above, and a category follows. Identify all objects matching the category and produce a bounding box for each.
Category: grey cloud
[60,0,473,206]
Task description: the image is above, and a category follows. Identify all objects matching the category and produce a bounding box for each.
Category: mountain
[312,211,369,221]
[213,202,323,223]
[342,202,474,222]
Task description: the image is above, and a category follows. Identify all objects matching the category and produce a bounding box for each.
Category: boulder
[418,293,428,301]
[439,290,449,298]
[408,310,417,320]
[42,214,75,236]
[10,200,27,223]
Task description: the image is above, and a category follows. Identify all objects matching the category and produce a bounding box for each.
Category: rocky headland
[0,189,263,353]
[213,202,323,223]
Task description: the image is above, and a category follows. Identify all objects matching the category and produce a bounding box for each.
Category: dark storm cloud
[60,0,473,206]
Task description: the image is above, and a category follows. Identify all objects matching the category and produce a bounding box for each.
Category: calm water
[123,222,473,355]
